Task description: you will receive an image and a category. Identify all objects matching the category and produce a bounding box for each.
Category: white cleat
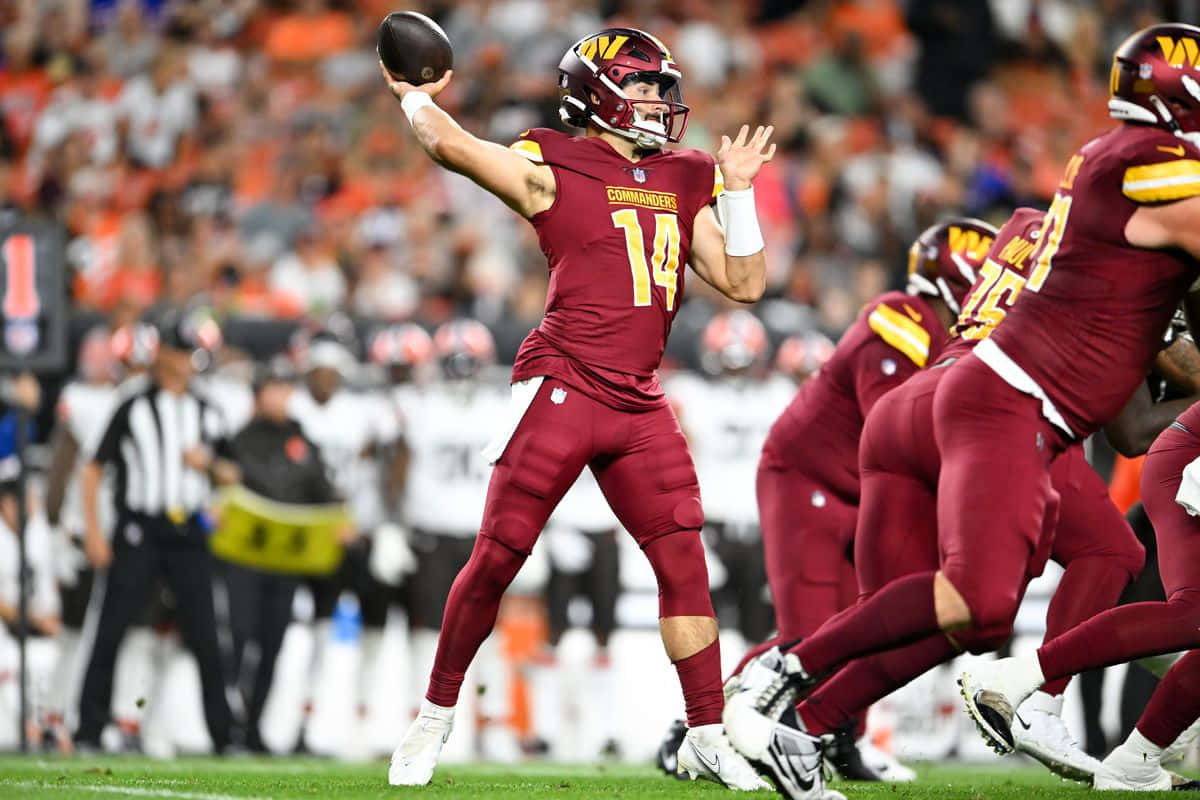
[1013,691,1100,783]
[1093,741,1172,791]
[676,724,771,791]
[733,709,845,800]
[857,737,917,783]
[958,656,1041,756]
[388,701,454,786]
[1163,716,1200,765]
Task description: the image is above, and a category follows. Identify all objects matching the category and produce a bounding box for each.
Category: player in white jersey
[44,327,120,747]
[393,319,513,759]
[528,466,622,759]
[669,311,792,644]
[286,329,402,754]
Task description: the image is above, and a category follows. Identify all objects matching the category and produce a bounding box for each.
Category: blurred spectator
[269,229,346,315]
[906,0,998,119]
[116,48,196,169]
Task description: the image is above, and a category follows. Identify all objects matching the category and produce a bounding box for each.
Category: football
[377,11,453,85]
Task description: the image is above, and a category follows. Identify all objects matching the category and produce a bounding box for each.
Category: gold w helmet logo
[948,226,993,260]
[578,34,630,62]
[1157,36,1200,68]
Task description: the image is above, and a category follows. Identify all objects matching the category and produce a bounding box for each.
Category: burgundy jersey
[941,207,1047,360]
[761,291,947,503]
[508,128,721,411]
[983,125,1200,438]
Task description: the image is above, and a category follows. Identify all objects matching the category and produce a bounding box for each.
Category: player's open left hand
[379,60,453,102]
[718,125,776,191]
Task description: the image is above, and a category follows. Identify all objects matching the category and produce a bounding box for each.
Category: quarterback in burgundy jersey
[381,27,779,791]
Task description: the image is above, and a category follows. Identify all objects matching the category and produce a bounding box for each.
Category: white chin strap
[907,274,960,315]
[1109,93,1200,148]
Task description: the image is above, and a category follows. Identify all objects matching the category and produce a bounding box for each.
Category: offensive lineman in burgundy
[381,27,777,791]
[725,22,1200,798]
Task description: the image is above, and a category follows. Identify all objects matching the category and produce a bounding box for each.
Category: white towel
[481,376,544,465]
[1175,455,1200,516]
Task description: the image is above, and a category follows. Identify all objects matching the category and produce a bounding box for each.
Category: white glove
[368,522,418,587]
[1176,455,1200,516]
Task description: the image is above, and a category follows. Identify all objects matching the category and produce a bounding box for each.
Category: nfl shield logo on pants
[632,168,647,183]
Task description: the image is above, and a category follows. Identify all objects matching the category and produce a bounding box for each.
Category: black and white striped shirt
[90,382,228,518]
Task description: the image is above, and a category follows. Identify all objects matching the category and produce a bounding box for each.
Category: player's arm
[380,64,555,219]
[44,423,79,527]
[1104,380,1198,457]
[1156,333,1200,394]
[689,126,776,303]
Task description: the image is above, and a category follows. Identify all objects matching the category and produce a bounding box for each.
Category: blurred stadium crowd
[0,0,1192,764]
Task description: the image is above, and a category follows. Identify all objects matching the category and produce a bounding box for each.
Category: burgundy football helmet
[434,318,496,380]
[699,310,769,375]
[558,28,688,149]
[1109,23,1200,145]
[906,217,998,315]
[368,323,434,368]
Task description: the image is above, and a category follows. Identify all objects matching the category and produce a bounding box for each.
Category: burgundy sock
[675,639,724,727]
[798,633,956,736]
[1037,593,1200,685]
[791,572,938,678]
[1136,650,1200,748]
[425,535,525,707]
[1039,555,1131,696]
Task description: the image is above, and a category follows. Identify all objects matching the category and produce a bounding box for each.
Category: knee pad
[644,530,714,618]
[465,535,527,599]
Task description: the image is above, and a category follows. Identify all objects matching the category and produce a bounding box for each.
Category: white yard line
[6,759,355,775]
[2,780,271,800]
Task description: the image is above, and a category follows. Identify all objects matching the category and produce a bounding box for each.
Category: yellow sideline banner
[209,485,348,576]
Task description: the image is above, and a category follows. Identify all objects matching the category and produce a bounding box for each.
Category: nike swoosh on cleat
[693,744,720,775]
[1015,713,1031,731]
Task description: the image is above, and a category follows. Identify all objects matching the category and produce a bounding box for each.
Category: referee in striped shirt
[75,312,238,753]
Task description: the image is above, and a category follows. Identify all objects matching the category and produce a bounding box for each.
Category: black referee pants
[77,513,233,751]
[220,562,296,751]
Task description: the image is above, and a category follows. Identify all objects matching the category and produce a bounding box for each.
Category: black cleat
[825,724,881,781]
[655,718,689,779]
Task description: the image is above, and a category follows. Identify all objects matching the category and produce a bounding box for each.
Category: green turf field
[0,756,1189,799]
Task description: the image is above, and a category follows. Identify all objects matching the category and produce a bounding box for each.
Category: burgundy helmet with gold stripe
[1109,23,1200,145]
[558,28,689,149]
[906,217,998,315]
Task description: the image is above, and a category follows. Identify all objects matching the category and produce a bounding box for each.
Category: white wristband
[401,91,435,125]
[716,186,765,257]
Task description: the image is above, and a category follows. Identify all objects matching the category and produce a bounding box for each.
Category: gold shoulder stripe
[713,165,725,198]
[868,304,931,367]
[1123,159,1200,202]
[509,139,544,163]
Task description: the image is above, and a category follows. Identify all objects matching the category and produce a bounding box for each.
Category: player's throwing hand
[379,60,453,102]
[718,125,776,191]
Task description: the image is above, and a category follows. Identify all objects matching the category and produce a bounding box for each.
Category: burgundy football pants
[794,360,1140,733]
[425,378,721,724]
